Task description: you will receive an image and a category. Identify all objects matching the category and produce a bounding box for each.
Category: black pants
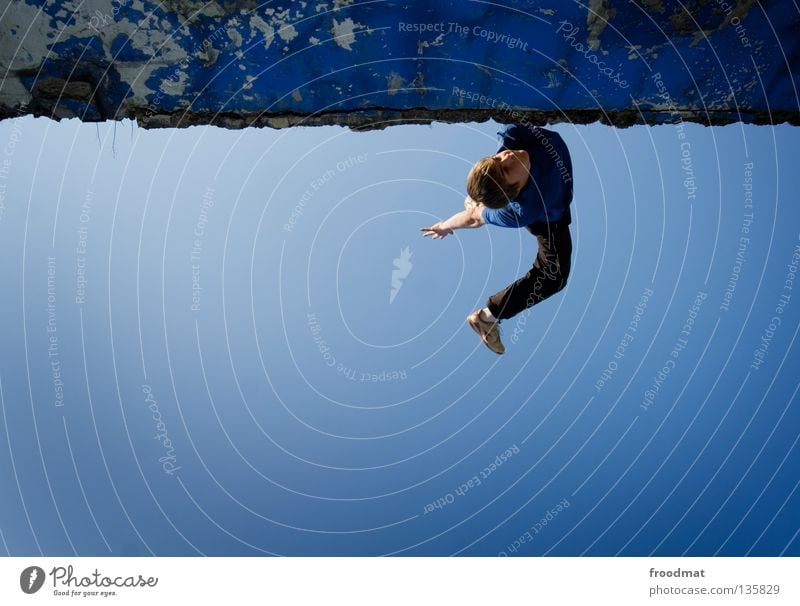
[486,209,572,321]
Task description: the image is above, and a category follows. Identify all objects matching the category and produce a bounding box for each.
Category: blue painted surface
[1,1,798,126]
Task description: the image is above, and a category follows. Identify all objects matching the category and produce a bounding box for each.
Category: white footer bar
[1,557,796,605]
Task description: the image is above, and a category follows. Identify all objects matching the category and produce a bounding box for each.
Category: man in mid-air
[421,124,574,355]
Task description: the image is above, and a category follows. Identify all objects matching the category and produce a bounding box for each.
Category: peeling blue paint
[1,0,798,127]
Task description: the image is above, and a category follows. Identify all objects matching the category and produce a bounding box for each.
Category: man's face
[493,149,530,192]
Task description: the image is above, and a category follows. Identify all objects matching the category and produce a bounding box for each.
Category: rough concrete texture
[1,0,798,129]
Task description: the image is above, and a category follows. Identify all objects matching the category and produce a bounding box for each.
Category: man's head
[466,149,530,209]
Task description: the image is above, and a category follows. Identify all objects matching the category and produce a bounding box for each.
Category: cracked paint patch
[160,70,189,95]
[331,17,362,51]
[386,72,405,95]
[690,0,756,47]
[227,26,243,48]
[417,33,445,56]
[587,0,616,52]
[278,24,299,42]
[249,14,276,49]
[243,74,257,90]
[640,0,665,13]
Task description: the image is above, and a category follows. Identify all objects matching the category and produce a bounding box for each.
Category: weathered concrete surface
[1,0,798,129]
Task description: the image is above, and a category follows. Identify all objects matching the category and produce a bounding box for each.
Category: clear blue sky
[0,115,798,555]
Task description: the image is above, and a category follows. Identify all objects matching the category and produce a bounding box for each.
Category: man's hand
[420,222,454,239]
[421,206,484,240]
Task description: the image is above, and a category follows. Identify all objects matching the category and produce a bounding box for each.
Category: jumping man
[421,124,574,355]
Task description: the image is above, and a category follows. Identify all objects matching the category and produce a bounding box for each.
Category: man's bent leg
[486,221,572,321]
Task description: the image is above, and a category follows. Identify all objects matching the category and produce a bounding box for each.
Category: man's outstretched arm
[420,198,485,239]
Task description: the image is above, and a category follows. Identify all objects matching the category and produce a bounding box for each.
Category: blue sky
[0,115,798,555]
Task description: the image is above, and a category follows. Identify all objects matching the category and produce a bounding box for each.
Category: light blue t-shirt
[481,124,574,228]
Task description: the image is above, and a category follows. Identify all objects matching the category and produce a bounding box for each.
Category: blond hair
[466,156,519,209]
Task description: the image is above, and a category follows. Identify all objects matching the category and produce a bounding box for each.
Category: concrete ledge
[1,0,798,129]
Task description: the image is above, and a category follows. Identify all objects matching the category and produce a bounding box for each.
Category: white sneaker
[467,311,505,355]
